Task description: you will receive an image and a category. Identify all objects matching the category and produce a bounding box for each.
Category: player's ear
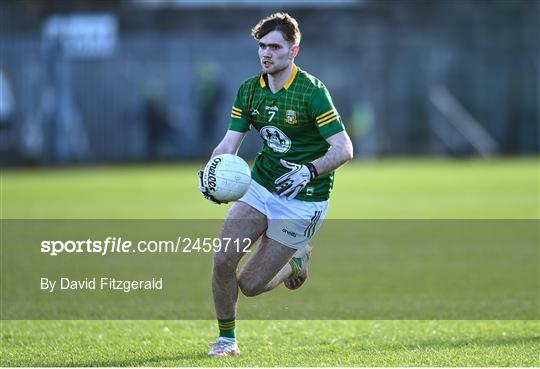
[290,45,299,59]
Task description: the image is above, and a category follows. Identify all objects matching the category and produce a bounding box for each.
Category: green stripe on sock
[289,257,302,280]
[218,319,235,339]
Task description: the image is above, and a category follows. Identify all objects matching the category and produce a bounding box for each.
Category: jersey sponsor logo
[286,110,297,125]
[282,228,297,237]
[260,126,291,154]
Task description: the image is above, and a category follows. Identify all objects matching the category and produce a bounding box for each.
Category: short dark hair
[251,12,301,46]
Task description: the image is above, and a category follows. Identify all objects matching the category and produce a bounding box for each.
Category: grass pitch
[2,158,538,219]
[1,158,539,366]
[2,320,538,367]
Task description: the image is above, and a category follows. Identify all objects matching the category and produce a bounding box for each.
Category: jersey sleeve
[228,84,250,133]
[309,86,345,139]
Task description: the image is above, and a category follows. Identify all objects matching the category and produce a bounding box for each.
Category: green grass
[2,158,538,219]
[1,321,538,366]
[1,158,539,366]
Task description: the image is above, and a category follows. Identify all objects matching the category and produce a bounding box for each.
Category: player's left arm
[310,130,354,176]
[275,131,353,199]
[275,85,353,199]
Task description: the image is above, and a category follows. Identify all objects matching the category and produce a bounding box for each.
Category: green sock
[289,257,302,279]
[218,319,235,339]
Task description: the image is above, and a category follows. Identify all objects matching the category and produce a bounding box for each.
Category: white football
[202,154,251,202]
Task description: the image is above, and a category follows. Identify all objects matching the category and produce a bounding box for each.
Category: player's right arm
[199,81,252,204]
[211,130,247,158]
[211,79,253,157]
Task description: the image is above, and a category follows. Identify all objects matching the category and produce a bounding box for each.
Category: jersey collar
[259,64,299,90]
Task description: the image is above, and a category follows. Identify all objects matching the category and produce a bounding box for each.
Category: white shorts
[238,180,329,250]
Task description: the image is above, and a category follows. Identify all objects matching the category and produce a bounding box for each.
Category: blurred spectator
[0,68,15,133]
[195,60,224,144]
[350,102,377,156]
[143,85,173,160]
[0,67,16,162]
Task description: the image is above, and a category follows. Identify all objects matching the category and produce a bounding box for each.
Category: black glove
[198,170,226,205]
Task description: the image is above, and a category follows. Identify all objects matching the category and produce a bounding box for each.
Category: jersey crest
[286,110,298,125]
[260,126,291,154]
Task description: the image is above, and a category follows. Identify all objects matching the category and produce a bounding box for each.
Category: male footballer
[198,12,354,356]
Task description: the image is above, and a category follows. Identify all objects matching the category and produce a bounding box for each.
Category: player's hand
[198,170,226,205]
[275,159,317,200]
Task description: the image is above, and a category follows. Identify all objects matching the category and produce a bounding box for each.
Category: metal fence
[0,1,538,165]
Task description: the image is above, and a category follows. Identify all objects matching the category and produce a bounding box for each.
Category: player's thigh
[221,200,267,242]
[266,199,329,250]
[239,234,296,287]
[215,201,267,266]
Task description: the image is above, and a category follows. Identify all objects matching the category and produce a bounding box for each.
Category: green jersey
[229,65,344,201]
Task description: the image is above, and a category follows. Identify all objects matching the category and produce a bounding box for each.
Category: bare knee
[213,252,239,276]
[238,274,263,297]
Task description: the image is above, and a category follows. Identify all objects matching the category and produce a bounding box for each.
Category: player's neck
[267,63,294,93]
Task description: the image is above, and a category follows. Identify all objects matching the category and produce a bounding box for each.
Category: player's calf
[237,235,297,296]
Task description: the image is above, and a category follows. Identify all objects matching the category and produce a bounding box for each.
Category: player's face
[258,31,298,75]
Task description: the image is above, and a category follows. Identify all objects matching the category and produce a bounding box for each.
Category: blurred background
[0,0,538,166]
